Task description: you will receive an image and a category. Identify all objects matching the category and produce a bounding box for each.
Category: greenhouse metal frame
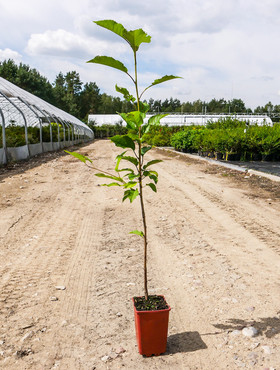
[0,77,94,165]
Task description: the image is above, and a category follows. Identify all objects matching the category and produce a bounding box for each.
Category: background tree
[79,82,101,120]
[53,72,67,110]
[161,97,181,112]
[181,101,194,113]
[1,58,278,123]
[53,71,83,117]
[207,98,228,113]
[192,99,203,113]
[228,98,246,113]
[0,59,18,81]
[0,59,54,104]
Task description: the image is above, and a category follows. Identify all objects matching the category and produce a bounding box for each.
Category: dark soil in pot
[133,295,169,311]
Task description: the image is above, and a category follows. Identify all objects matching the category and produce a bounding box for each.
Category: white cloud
[25,27,129,62]
[26,29,94,58]
[0,48,22,62]
[1,0,280,107]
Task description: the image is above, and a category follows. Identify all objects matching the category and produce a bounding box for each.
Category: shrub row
[91,124,128,138]
[87,119,280,162]
[91,124,179,144]
[142,125,182,146]
[170,123,280,161]
[5,119,277,162]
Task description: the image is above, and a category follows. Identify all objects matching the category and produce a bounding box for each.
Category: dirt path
[0,140,279,369]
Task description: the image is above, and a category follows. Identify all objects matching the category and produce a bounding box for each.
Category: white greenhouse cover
[89,113,273,127]
[0,77,94,165]
[0,77,93,137]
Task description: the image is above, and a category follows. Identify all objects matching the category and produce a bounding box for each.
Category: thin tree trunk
[138,137,149,300]
[135,49,148,300]
[139,183,148,300]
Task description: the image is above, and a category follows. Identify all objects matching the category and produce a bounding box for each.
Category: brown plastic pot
[133,296,171,356]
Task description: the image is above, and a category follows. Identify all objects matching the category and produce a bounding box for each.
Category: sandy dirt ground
[0,139,280,370]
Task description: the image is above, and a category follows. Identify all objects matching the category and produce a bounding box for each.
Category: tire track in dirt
[0,159,97,368]
[148,238,224,369]
[155,166,280,283]
[0,201,77,307]
[62,200,104,322]
[38,198,108,369]
[185,178,280,256]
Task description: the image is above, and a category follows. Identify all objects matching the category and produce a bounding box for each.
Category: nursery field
[0,139,280,369]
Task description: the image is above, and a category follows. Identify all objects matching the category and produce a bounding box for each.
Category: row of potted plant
[90,123,128,138]
[0,124,42,147]
[0,123,77,148]
[93,119,280,161]
[170,124,280,161]
[142,125,182,147]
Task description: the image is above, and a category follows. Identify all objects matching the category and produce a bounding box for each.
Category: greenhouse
[0,77,94,165]
[89,113,273,127]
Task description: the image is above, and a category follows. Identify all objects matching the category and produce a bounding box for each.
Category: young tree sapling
[66,19,181,305]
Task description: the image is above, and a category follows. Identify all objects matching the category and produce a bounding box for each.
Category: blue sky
[1,0,280,109]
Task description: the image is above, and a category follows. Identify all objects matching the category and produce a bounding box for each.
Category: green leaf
[142,114,168,136]
[87,56,128,75]
[148,170,159,176]
[122,189,139,203]
[140,75,182,98]
[125,28,151,51]
[143,159,163,169]
[147,183,157,192]
[102,182,122,187]
[94,20,151,52]
[143,170,158,184]
[120,111,145,129]
[114,149,138,167]
[94,20,126,38]
[139,101,150,113]
[150,75,182,87]
[118,113,137,131]
[118,168,135,174]
[115,151,129,172]
[64,150,92,164]
[127,173,139,180]
[141,124,150,135]
[115,85,136,102]
[122,156,139,167]
[148,174,158,184]
[148,114,168,126]
[141,146,152,156]
[111,135,135,150]
[129,230,144,237]
[130,189,139,202]
[95,173,124,182]
[127,133,141,143]
[143,170,158,176]
[124,181,138,189]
